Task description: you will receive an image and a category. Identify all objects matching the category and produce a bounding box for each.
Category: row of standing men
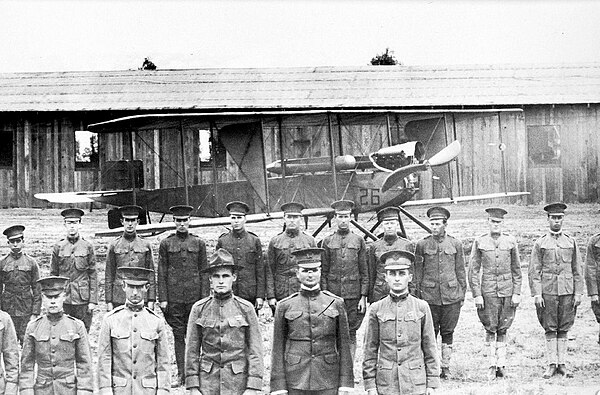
[0,200,597,393]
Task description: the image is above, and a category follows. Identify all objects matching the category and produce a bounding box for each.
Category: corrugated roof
[1,63,600,112]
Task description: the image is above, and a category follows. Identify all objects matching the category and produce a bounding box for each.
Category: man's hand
[367,389,378,395]
[147,301,155,310]
[29,314,38,322]
[106,302,114,311]
[268,298,277,308]
[592,295,599,304]
[255,298,264,311]
[242,389,258,395]
[358,295,367,313]
[474,296,484,309]
[88,303,96,312]
[426,388,436,395]
[159,301,168,310]
[511,294,521,308]
[534,295,545,308]
[574,294,582,307]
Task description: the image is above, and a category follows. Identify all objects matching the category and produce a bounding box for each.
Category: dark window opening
[75,131,99,169]
[0,130,13,167]
[199,129,226,168]
[528,125,560,167]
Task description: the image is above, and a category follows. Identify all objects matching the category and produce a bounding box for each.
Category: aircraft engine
[368,141,425,172]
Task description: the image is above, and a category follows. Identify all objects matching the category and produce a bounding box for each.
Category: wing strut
[128,130,137,205]
[327,112,339,199]
[179,120,190,205]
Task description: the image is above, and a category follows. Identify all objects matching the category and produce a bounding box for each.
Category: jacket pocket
[560,247,573,262]
[201,359,213,373]
[60,332,81,342]
[284,310,303,321]
[140,331,158,342]
[448,279,458,288]
[110,330,131,353]
[142,375,157,389]
[285,354,301,365]
[231,359,247,374]
[408,359,426,385]
[444,245,457,255]
[227,315,249,328]
[79,279,90,301]
[197,317,216,328]
[74,251,89,270]
[324,353,338,364]
[112,376,128,387]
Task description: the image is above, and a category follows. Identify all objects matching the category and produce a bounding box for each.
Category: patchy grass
[3,203,600,394]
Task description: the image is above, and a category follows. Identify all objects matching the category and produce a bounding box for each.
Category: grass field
[2,203,600,394]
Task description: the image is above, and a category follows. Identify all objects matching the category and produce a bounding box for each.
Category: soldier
[98,267,171,394]
[414,206,466,379]
[20,276,93,395]
[529,202,583,379]
[105,205,156,311]
[320,199,368,360]
[363,250,440,395]
[468,208,522,379]
[216,201,266,314]
[157,204,208,386]
[266,202,316,313]
[0,225,41,344]
[270,247,354,395]
[585,213,600,344]
[184,249,264,395]
[50,208,98,332]
[0,298,19,394]
[368,206,414,303]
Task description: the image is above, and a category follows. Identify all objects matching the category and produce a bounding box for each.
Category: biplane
[35,109,528,239]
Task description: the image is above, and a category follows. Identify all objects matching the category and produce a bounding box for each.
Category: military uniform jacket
[363,294,440,394]
[105,234,156,304]
[414,234,466,305]
[529,232,584,296]
[321,230,368,299]
[0,252,41,316]
[216,230,265,302]
[158,232,208,303]
[468,233,522,298]
[270,288,354,392]
[585,233,600,296]
[20,313,92,395]
[184,293,264,394]
[0,311,19,395]
[50,237,98,305]
[368,235,415,303]
[266,230,316,300]
[97,305,170,395]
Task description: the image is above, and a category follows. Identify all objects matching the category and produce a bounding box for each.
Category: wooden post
[209,121,218,212]
[128,130,136,205]
[277,116,286,203]
[497,112,508,194]
[260,118,271,213]
[336,114,344,156]
[327,112,338,199]
[179,121,189,205]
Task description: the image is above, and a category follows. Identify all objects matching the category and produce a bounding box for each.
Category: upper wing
[34,190,128,204]
[401,191,530,207]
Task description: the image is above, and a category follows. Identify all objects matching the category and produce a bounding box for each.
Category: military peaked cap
[3,225,25,240]
[226,201,250,215]
[380,250,415,271]
[119,205,143,219]
[544,202,567,216]
[281,202,305,215]
[427,206,450,220]
[331,200,354,214]
[169,205,194,218]
[38,276,69,296]
[377,206,400,222]
[485,207,508,219]
[61,208,85,219]
[203,248,242,273]
[118,267,154,286]
[292,247,324,269]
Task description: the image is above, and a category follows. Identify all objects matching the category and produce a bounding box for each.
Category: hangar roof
[1,63,600,112]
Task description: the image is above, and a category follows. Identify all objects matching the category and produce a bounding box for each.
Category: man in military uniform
[0,225,41,344]
[184,249,264,395]
[320,199,368,361]
[266,202,316,313]
[363,250,440,395]
[414,206,466,379]
[529,202,583,379]
[98,267,171,394]
[468,208,522,379]
[216,201,265,314]
[0,294,19,394]
[50,208,98,332]
[20,276,93,394]
[585,212,600,344]
[105,205,156,311]
[368,206,414,303]
[270,248,354,395]
[157,204,208,386]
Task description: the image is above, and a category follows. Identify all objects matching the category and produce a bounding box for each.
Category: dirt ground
[2,203,600,394]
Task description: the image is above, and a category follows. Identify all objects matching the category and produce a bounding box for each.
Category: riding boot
[542,337,557,379]
[440,343,453,379]
[556,338,572,378]
[496,342,507,378]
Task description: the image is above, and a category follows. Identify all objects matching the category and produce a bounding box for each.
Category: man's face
[382,218,399,236]
[284,213,302,231]
[174,216,190,234]
[229,214,247,232]
[385,268,412,294]
[64,219,81,238]
[335,213,351,231]
[296,266,321,288]
[548,214,564,232]
[488,217,503,235]
[7,237,23,254]
[122,282,148,304]
[210,267,236,295]
[429,218,446,237]
[43,292,66,314]
[121,217,139,234]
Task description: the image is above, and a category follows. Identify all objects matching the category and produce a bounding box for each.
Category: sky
[1,0,600,72]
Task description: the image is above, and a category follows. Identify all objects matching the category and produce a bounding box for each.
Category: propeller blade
[427,140,461,166]
[381,163,428,192]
